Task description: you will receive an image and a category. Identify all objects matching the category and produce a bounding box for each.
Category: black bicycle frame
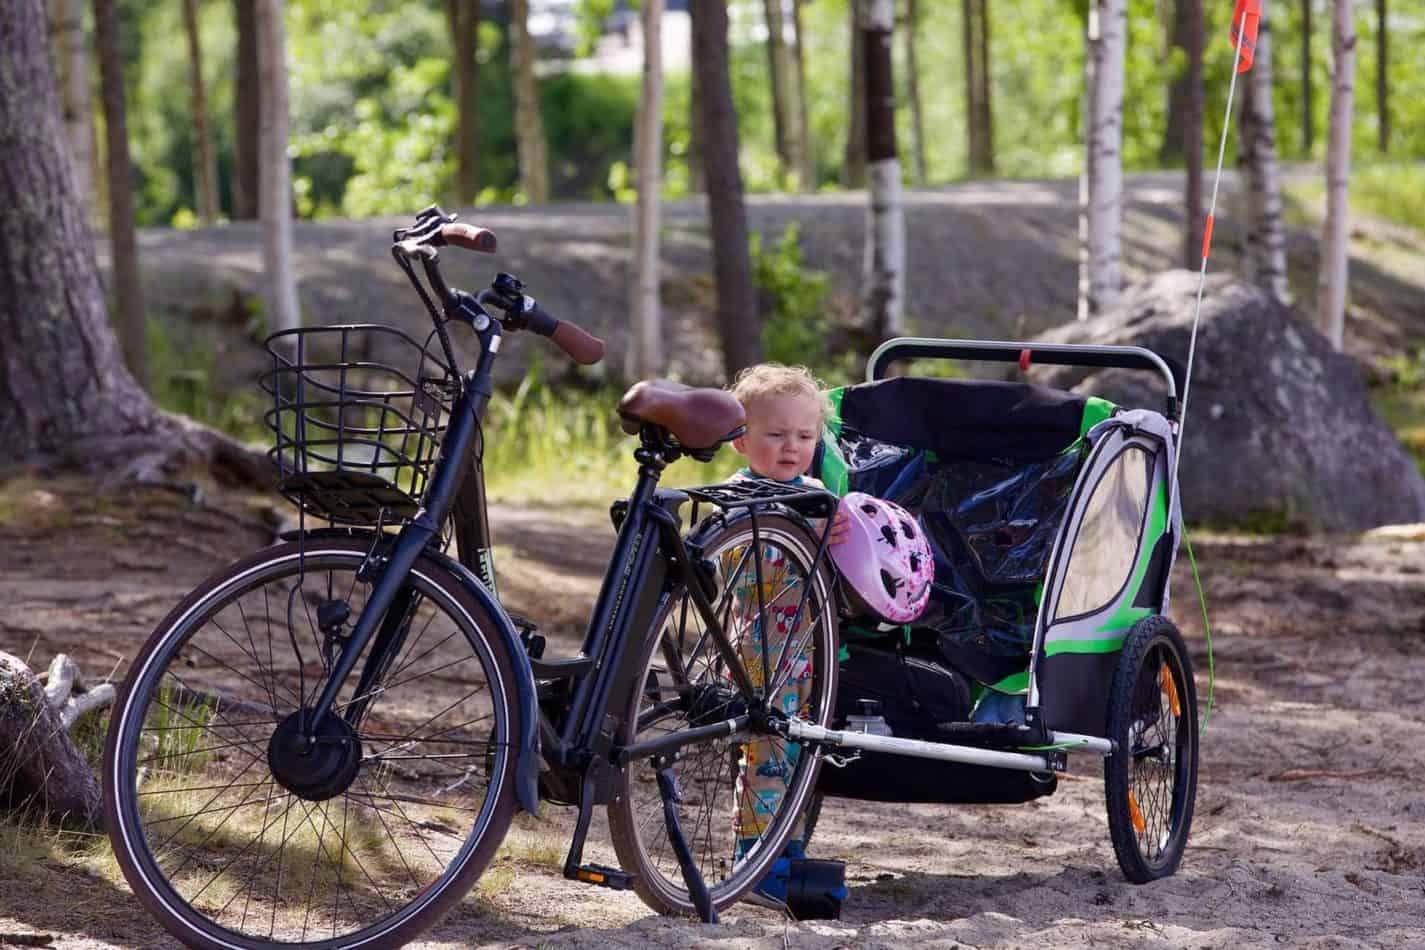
[301,309,763,787]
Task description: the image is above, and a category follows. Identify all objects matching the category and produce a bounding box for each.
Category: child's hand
[829,507,851,546]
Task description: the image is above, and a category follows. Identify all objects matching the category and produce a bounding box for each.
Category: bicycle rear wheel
[608,511,838,916]
[103,539,521,949]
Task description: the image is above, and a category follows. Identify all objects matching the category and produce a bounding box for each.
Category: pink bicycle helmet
[829,492,935,624]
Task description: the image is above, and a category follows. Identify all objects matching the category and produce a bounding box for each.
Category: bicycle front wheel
[103,539,522,949]
[608,511,838,916]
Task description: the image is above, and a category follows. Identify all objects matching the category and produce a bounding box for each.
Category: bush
[751,224,830,368]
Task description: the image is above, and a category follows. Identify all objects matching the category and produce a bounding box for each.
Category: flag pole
[1173,0,1259,492]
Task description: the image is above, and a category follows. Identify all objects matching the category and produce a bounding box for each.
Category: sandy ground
[1,479,1423,949]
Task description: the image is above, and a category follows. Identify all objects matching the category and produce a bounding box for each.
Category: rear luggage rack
[684,480,838,519]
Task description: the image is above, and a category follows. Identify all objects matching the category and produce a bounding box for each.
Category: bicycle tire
[607,511,838,916]
[1103,614,1199,883]
[103,539,522,949]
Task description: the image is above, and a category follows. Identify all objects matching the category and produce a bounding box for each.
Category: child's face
[733,394,822,481]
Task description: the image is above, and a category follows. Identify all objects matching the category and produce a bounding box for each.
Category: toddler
[724,364,845,894]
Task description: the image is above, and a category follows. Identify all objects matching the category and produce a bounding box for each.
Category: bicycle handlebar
[393,206,605,367]
[440,223,497,253]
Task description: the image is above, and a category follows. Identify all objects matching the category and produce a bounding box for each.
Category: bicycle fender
[425,548,543,818]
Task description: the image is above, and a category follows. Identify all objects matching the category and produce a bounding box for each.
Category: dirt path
[2,480,1423,948]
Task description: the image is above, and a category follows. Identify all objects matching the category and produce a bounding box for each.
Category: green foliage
[115,0,1424,224]
[750,223,830,367]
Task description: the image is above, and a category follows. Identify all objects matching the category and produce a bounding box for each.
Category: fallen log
[0,651,114,829]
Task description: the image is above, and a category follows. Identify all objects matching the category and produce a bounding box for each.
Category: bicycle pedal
[569,863,635,890]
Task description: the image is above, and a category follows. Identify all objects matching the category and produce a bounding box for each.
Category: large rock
[1028,270,1425,532]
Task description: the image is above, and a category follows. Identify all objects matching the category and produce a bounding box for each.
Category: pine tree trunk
[1078,0,1125,320]
[904,0,927,185]
[446,0,479,205]
[763,0,791,176]
[1161,0,1191,164]
[964,0,994,175]
[791,0,814,190]
[1239,2,1288,305]
[862,0,904,340]
[629,0,664,380]
[510,0,549,203]
[974,0,994,174]
[962,0,976,172]
[183,0,220,224]
[94,0,147,388]
[256,0,299,339]
[688,47,705,194]
[1,0,154,460]
[1375,0,1387,154]
[49,0,96,219]
[843,0,867,188]
[690,0,761,378]
[1318,0,1355,350]
[1183,0,1204,271]
[1300,0,1313,155]
[233,0,259,219]
[1,0,264,484]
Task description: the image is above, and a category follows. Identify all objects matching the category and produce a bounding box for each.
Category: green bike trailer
[803,338,1198,883]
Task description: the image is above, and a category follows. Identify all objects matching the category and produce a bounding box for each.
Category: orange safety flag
[1230,0,1261,73]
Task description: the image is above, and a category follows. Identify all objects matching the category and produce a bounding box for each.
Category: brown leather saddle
[617,380,746,455]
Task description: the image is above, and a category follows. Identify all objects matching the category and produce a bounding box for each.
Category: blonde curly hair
[727,363,832,424]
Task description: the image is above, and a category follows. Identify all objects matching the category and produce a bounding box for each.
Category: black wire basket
[262,324,458,525]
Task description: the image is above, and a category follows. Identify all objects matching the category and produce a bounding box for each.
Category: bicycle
[102,205,843,948]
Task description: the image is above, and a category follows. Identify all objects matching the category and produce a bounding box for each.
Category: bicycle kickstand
[654,758,717,923]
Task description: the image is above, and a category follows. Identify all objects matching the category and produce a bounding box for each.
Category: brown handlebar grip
[440,223,497,253]
[550,320,606,365]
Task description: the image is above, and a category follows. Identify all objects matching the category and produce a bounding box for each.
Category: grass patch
[1284,162,1425,235]
[1370,381,1425,479]
[480,365,741,506]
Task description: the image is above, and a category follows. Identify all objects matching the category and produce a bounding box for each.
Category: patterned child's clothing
[725,471,823,843]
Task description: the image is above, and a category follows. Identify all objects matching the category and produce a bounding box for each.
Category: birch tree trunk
[843,0,867,188]
[791,0,814,190]
[445,0,479,205]
[233,0,259,219]
[183,0,220,224]
[94,0,147,387]
[904,0,927,185]
[2,0,267,483]
[1318,0,1356,350]
[510,0,550,203]
[762,0,792,177]
[1301,0,1313,154]
[690,0,761,377]
[1078,0,1125,320]
[861,0,903,340]
[1239,1,1289,304]
[49,0,95,218]
[629,0,664,380]
[1375,0,1387,154]
[256,0,299,339]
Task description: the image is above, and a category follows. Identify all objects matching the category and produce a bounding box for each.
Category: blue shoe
[750,837,806,903]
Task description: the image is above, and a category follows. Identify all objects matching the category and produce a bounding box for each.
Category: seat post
[628,424,677,506]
